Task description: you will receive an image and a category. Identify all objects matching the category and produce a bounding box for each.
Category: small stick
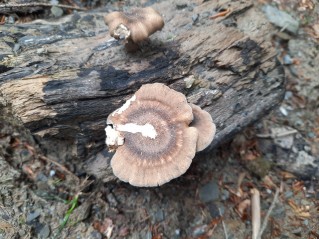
[256,129,298,139]
[251,188,261,239]
[219,207,229,239]
[257,186,280,238]
[210,9,231,19]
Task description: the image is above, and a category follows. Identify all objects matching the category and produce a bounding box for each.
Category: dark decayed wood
[0,0,285,164]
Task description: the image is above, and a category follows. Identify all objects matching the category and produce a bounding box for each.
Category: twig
[219,207,229,239]
[0,3,87,14]
[251,188,261,239]
[256,129,298,139]
[210,9,231,19]
[257,186,280,238]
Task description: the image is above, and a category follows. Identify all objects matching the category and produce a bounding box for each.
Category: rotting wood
[0,0,285,167]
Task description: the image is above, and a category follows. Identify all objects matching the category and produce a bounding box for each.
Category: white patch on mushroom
[105,125,125,146]
[112,95,136,116]
[113,23,131,40]
[116,123,157,139]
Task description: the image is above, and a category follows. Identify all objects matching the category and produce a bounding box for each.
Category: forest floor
[0,0,318,238]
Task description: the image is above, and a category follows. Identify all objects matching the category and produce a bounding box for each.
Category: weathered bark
[0,0,285,162]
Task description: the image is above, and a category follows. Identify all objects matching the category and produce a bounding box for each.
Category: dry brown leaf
[292,181,305,194]
[93,218,114,238]
[287,199,311,219]
[280,171,296,180]
[262,175,278,189]
[235,199,251,220]
[151,224,163,239]
[298,0,315,11]
[270,218,281,237]
[309,230,319,239]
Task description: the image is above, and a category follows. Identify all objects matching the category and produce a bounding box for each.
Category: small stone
[90,230,103,239]
[39,224,50,238]
[273,135,294,150]
[192,14,199,23]
[192,225,207,237]
[106,193,118,207]
[50,0,59,5]
[26,210,41,223]
[284,191,293,199]
[296,151,315,167]
[307,132,315,138]
[176,2,188,10]
[69,201,92,222]
[49,170,55,177]
[279,106,288,116]
[291,227,302,236]
[304,145,311,152]
[154,209,165,222]
[12,43,20,52]
[206,202,222,218]
[8,16,15,24]
[283,54,293,65]
[266,188,272,194]
[36,172,48,182]
[294,119,304,127]
[262,5,299,34]
[199,180,219,203]
[51,6,64,17]
[18,229,27,237]
[221,189,230,201]
[284,91,293,100]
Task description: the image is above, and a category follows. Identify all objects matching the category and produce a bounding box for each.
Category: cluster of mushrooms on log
[103,8,216,187]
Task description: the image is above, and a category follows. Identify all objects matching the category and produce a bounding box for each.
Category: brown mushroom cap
[106,83,198,187]
[189,103,216,152]
[104,7,164,43]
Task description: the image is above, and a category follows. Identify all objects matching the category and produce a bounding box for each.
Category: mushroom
[189,103,216,152]
[105,83,215,187]
[104,7,164,51]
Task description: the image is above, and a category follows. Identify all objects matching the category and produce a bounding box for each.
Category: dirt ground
[0,0,319,239]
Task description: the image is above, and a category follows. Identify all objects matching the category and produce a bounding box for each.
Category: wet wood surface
[0,0,285,162]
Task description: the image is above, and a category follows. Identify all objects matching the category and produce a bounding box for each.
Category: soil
[0,0,319,239]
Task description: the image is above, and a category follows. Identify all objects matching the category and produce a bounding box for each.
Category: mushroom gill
[105,83,216,187]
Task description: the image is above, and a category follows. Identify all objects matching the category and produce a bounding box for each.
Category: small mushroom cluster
[105,83,216,187]
[104,7,164,51]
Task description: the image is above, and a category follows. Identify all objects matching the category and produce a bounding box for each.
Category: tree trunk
[0,0,284,163]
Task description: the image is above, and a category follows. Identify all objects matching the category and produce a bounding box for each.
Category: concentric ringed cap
[105,83,198,187]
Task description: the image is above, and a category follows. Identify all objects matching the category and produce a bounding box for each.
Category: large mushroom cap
[104,7,164,43]
[105,83,216,187]
[189,103,216,152]
[106,83,198,187]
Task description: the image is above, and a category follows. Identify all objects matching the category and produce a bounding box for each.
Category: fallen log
[0,0,285,165]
